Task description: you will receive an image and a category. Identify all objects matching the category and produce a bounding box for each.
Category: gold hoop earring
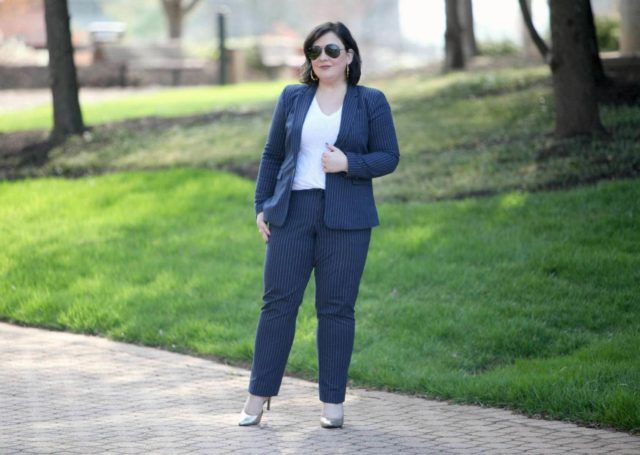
[346,65,350,80]
[310,70,318,81]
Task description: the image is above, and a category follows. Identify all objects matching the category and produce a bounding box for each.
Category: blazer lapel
[291,84,316,156]
[335,84,358,148]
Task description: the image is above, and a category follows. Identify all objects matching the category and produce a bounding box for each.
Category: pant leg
[314,225,371,403]
[248,191,320,397]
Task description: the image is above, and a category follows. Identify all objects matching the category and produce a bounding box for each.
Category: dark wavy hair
[300,22,361,86]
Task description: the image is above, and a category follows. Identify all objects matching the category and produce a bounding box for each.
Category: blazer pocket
[351,178,371,185]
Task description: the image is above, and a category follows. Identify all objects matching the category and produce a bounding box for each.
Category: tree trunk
[44,0,84,139]
[518,0,550,61]
[584,0,609,87]
[459,0,477,58]
[549,0,604,138]
[162,0,183,39]
[161,0,201,40]
[519,0,538,59]
[620,0,640,53]
[444,0,465,70]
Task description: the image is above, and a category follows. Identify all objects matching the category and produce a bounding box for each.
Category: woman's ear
[347,50,354,65]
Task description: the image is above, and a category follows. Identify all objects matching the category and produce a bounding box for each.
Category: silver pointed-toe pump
[238,397,271,426]
[320,402,344,429]
[320,414,344,429]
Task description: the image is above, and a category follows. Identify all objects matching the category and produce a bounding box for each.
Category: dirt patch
[219,161,260,181]
[0,130,57,179]
[95,108,262,134]
[597,78,640,105]
[0,108,264,180]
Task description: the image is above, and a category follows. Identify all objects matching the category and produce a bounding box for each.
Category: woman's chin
[317,73,342,83]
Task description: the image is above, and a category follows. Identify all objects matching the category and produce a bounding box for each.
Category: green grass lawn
[0,80,287,133]
[8,66,639,203]
[1,168,638,432]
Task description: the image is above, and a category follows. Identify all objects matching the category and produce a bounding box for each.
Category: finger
[258,220,270,235]
[326,143,336,152]
[258,226,269,242]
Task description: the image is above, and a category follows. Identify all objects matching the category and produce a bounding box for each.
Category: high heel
[238,396,271,426]
[320,415,343,428]
[320,402,344,429]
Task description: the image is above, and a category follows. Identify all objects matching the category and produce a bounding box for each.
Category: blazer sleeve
[254,86,289,215]
[345,90,400,179]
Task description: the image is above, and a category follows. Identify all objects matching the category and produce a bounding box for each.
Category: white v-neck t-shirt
[292,96,342,190]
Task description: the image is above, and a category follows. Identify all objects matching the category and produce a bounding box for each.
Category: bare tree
[519,0,607,86]
[549,0,605,138]
[444,0,465,70]
[519,0,605,138]
[444,0,477,70]
[460,0,477,58]
[161,0,202,40]
[620,0,640,53]
[518,0,550,61]
[583,0,609,88]
[44,0,84,139]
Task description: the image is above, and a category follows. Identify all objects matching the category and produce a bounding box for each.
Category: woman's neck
[317,79,348,94]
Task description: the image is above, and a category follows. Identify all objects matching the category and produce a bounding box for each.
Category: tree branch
[182,0,202,15]
[518,0,550,62]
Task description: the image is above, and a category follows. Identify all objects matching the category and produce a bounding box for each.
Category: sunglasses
[305,43,346,60]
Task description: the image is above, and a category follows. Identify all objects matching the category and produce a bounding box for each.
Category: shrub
[596,15,620,52]
[478,39,519,57]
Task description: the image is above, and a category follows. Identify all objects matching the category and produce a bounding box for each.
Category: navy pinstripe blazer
[255,83,399,229]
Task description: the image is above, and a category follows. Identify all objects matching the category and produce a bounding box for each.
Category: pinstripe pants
[249,189,371,403]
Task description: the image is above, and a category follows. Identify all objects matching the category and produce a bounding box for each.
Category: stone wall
[0,62,221,89]
[0,65,50,89]
[0,47,253,89]
[602,52,640,83]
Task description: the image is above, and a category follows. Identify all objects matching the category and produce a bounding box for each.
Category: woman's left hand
[322,144,349,173]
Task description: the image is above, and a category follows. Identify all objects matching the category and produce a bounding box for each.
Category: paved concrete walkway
[0,87,166,113]
[1,323,638,454]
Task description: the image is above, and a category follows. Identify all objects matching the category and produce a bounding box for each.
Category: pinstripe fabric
[248,82,398,404]
[249,190,371,403]
[255,83,400,229]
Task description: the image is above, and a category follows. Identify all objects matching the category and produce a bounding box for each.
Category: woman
[239,21,399,428]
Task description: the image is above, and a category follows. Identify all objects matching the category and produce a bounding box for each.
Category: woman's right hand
[257,212,271,242]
